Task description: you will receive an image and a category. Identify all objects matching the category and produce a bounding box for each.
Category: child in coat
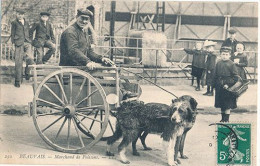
[184,41,207,91]
[203,40,218,96]
[214,46,239,122]
[230,42,248,81]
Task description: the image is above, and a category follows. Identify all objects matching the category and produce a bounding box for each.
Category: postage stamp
[216,123,251,165]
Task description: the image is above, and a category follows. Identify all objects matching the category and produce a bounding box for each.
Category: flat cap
[220,46,232,53]
[77,8,93,17]
[40,12,51,16]
[228,29,237,34]
[16,8,26,14]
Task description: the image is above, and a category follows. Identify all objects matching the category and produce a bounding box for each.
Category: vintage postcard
[0,0,258,166]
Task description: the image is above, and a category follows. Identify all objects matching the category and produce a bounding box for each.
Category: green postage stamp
[217,123,251,165]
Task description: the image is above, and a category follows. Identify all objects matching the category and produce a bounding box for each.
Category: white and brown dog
[106,95,198,166]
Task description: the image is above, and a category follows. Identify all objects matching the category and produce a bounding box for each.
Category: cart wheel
[32,68,109,153]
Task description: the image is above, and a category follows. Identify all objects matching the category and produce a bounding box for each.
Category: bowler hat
[77,8,93,17]
[220,46,232,53]
[16,8,26,14]
[40,12,51,16]
[228,29,237,34]
[204,40,217,47]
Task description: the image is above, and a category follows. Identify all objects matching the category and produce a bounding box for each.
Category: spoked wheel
[32,68,109,153]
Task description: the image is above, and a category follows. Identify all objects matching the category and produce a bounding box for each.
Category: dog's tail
[100,123,122,143]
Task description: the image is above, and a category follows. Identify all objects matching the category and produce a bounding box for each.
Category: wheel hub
[63,105,76,116]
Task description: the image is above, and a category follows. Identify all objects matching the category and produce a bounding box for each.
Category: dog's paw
[180,155,188,159]
[133,151,140,156]
[144,147,152,151]
[176,159,181,164]
[120,160,130,164]
[106,151,114,156]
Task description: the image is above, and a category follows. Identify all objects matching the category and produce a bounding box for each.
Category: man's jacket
[29,20,55,48]
[11,18,31,46]
[59,23,102,66]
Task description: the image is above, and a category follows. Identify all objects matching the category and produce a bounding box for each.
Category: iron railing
[1,35,258,83]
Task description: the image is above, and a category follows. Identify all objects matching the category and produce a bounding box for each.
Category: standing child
[231,42,248,81]
[214,47,239,122]
[203,40,217,96]
[11,9,35,87]
[86,5,97,46]
[184,41,207,91]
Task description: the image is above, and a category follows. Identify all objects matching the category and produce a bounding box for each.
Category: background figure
[222,29,238,55]
[230,42,248,81]
[11,9,35,87]
[203,40,217,96]
[214,47,239,122]
[86,5,97,46]
[184,41,207,91]
[29,12,56,64]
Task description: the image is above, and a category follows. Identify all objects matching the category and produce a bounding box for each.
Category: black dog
[106,95,198,166]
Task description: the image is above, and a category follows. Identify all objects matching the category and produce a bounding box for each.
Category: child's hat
[204,40,217,47]
[220,46,232,53]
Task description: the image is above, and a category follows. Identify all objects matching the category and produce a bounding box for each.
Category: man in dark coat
[221,29,238,55]
[29,12,56,64]
[60,8,113,68]
[11,8,35,87]
[60,8,137,99]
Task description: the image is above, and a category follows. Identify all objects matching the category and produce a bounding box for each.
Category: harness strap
[121,68,179,99]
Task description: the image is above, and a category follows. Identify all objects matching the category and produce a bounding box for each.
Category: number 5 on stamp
[217,123,251,165]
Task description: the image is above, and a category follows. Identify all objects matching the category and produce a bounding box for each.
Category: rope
[121,67,179,99]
